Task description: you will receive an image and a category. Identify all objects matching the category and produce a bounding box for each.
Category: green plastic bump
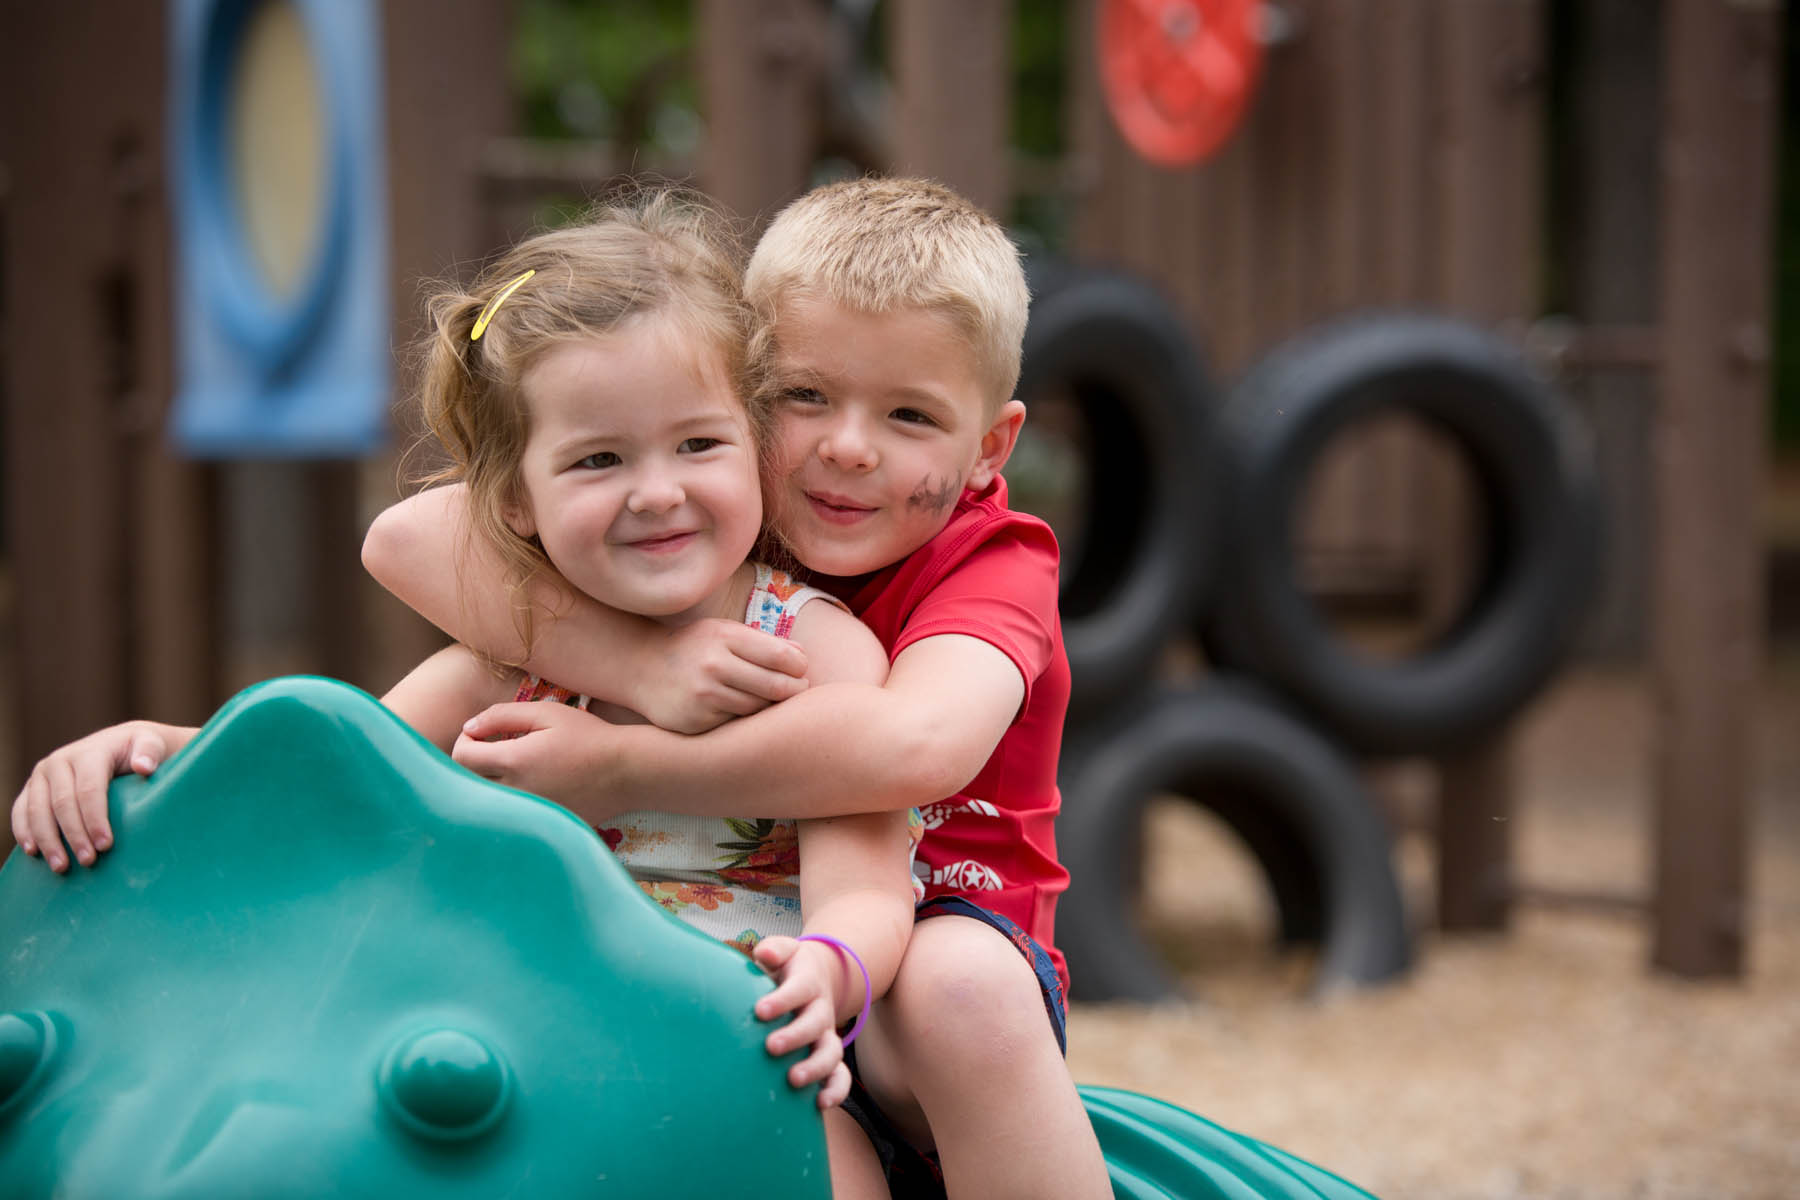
[0,676,1381,1198]
[0,677,829,1197]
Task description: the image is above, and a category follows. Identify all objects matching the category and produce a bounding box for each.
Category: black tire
[1209,312,1601,754]
[1017,261,1224,714]
[1056,683,1412,1003]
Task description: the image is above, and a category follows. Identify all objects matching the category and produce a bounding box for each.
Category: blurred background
[1,1,1794,1195]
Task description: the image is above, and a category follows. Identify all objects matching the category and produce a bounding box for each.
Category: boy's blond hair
[745,177,1031,410]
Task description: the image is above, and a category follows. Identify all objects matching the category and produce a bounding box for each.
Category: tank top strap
[744,561,846,639]
[512,675,592,709]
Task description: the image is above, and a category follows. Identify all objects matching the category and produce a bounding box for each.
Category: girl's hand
[11,721,189,872]
[638,619,810,734]
[752,935,853,1109]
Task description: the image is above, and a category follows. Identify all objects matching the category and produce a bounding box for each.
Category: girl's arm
[9,643,517,874]
[362,486,809,733]
[752,808,917,1104]
[720,598,914,1105]
[11,720,199,872]
[380,644,515,753]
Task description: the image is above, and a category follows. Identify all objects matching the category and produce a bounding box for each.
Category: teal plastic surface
[0,677,1380,1198]
[1082,1086,1377,1199]
[0,677,829,1197]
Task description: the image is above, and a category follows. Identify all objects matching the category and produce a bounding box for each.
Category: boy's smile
[769,299,1024,579]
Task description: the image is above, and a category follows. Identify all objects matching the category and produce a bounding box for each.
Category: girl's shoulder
[745,562,887,688]
[743,562,844,636]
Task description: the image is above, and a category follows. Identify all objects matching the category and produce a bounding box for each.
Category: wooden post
[1,2,219,787]
[1436,738,1515,930]
[1650,0,1775,978]
[697,0,824,226]
[889,0,1014,217]
[358,0,517,694]
[1429,0,1545,933]
[1566,0,1661,661]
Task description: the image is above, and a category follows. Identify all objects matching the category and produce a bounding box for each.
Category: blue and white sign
[170,0,389,456]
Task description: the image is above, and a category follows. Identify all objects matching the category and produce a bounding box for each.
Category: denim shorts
[838,896,1068,1199]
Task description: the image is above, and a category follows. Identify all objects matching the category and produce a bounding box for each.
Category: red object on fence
[1100,0,1263,167]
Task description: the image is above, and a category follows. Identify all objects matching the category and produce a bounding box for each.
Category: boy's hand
[453,702,623,813]
[11,721,181,872]
[639,619,810,734]
[752,935,853,1109]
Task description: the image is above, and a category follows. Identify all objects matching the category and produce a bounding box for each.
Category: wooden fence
[0,0,1775,977]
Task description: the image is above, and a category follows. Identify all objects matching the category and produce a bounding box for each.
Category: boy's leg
[851,911,1112,1200]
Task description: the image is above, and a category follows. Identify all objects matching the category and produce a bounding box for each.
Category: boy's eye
[679,437,722,453]
[892,408,937,427]
[576,451,620,470]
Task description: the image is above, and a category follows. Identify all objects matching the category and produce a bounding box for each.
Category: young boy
[365,179,1111,1197]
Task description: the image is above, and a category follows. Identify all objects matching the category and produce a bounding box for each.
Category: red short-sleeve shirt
[827,477,1071,988]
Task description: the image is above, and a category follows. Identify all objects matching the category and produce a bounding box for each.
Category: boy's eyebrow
[771,358,827,384]
[885,383,955,406]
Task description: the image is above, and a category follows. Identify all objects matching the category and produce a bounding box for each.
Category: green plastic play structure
[0,677,1377,1198]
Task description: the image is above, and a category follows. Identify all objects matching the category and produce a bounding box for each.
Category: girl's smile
[509,316,763,625]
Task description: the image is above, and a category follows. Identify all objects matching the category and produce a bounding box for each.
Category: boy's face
[766,298,1024,579]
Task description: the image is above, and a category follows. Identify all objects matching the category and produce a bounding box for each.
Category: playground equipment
[0,677,1378,1199]
[1098,0,1266,167]
[1036,275,1600,1000]
[1059,683,1411,1003]
[1021,260,1225,715]
[170,0,391,455]
[1206,313,1602,755]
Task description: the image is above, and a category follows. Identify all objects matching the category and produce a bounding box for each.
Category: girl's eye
[783,387,825,406]
[679,437,722,454]
[576,451,620,470]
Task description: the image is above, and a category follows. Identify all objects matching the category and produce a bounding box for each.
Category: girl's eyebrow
[546,430,620,460]
[546,410,740,458]
[669,411,743,433]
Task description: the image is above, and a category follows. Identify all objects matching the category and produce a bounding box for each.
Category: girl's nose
[626,466,685,513]
[817,415,877,472]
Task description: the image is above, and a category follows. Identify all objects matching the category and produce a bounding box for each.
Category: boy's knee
[886,918,1051,1059]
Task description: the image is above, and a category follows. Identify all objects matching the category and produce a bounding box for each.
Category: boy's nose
[817,417,877,472]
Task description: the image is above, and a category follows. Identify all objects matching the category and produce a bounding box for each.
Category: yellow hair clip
[470,269,535,342]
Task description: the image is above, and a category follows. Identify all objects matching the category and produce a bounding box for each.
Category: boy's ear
[966,399,1026,491]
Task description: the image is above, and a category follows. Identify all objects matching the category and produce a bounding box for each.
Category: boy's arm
[456,632,1024,823]
[362,485,809,733]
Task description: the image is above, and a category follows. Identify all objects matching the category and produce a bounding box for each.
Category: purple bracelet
[795,933,872,1047]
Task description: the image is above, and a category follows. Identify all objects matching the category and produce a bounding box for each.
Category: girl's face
[509,316,763,624]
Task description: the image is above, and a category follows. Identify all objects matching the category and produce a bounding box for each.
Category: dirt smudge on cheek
[906,473,962,513]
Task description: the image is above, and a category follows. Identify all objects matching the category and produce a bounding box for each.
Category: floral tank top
[515,562,926,955]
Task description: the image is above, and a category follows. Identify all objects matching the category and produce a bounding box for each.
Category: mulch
[1063,661,1800,1200]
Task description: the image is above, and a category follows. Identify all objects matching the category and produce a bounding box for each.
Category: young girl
[11,191,912,1197]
